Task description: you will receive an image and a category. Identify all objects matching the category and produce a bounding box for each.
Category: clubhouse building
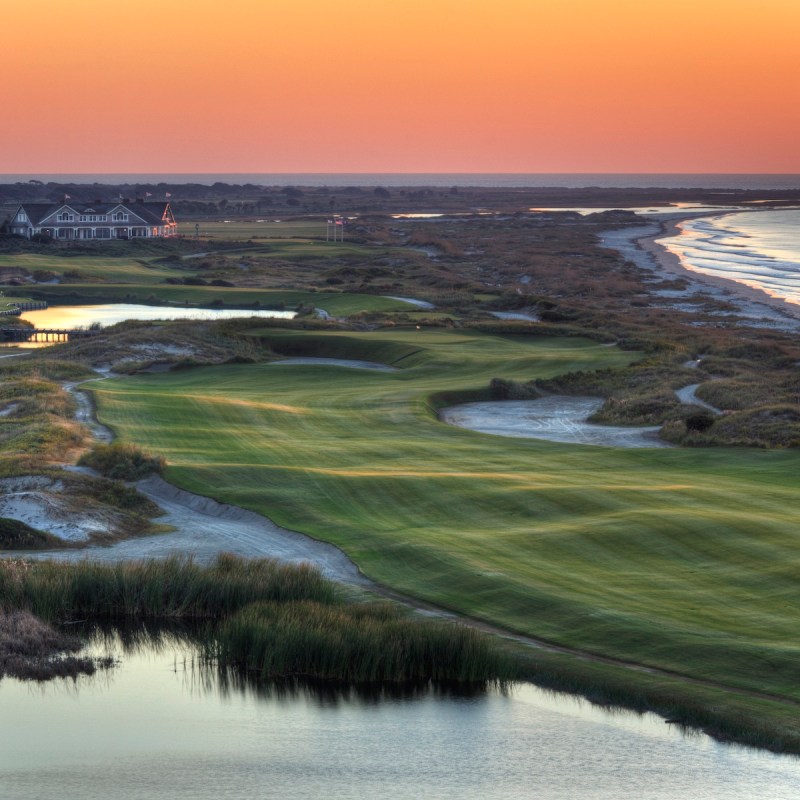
[7,200,178,240]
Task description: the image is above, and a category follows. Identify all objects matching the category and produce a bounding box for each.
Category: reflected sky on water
[1,632,799,800]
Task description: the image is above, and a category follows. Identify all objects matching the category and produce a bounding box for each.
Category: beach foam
[658,210,800,305]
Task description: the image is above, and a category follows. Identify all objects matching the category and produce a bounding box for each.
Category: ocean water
[2,173,800,189]
[657,209,800,305]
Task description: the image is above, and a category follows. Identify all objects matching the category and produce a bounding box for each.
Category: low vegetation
[78,442,165,480]
[0,556,513,686]
[0,605,99,680]
[0,518,65,550]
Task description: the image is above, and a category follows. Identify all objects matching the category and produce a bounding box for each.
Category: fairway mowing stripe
[182,394,310,414]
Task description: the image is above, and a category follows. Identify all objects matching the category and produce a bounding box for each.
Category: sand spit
[441,397,669,448]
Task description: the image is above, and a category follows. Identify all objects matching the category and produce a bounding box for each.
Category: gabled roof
[15,201,174,226]
[14,204,60,225]
[129,202,172,225]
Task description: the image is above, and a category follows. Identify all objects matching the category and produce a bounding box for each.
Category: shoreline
[636,212,800,327]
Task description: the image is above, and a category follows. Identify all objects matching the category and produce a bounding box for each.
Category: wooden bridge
[0,327,99,343]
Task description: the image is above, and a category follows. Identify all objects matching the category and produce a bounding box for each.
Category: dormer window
[17,212,27,223]
[112,212,129,222]
[57,212,75,222]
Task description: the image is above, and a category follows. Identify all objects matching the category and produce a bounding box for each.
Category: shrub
[78,442,165,480]
[685,412,715,433]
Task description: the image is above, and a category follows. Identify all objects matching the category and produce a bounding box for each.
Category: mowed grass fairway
[181,220,328,239]
[26,284,415,316]
[90,328,800,702]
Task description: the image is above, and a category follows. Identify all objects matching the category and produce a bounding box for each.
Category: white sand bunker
[269,357,397,372]
[441,396,671,448]
[0,476,113,542]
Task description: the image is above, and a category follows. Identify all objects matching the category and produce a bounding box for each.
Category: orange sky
[2,0,799,173]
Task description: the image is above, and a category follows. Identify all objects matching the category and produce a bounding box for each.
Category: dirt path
[674,384,722,415]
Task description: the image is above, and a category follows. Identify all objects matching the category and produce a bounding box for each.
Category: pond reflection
[2,623,799,799]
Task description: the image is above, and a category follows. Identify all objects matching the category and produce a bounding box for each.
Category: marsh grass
[0,555,335,620]
[0,556,513,685]
[211,600,515,684]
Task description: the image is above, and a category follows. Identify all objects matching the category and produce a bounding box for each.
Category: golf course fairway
[89,328,800,705]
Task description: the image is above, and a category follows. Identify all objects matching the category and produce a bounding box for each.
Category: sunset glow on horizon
[3,0,799,174]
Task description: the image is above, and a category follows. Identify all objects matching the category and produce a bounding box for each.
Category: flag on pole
[145,192,153,198]
[64,194,71,200]
[165,192,172,198]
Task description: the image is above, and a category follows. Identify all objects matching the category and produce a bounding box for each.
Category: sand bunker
[269,357,397,372]
[489,311,540,322]
[26,475,370,587]
[441,397,670,448]
[0,476,113,542]
[383,296,436,309]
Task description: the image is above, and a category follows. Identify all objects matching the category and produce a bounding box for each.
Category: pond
[1,304,295,348]
[1,634,798,799]
[18,303,295,331]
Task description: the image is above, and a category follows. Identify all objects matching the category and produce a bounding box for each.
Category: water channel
[2,634,799,799]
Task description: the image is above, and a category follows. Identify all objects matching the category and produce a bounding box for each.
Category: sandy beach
[635,214,800,329]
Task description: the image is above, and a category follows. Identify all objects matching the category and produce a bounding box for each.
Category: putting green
[90,328,800,700]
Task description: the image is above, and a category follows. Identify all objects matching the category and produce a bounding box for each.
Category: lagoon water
[2,636,799,800]
[19,303,295,329]
[658,209,800,306]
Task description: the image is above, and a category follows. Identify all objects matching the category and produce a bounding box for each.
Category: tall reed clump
[0,555,336,621]
[209,600,516,685]
[0,556,514,686]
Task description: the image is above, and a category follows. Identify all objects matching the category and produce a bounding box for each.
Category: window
[17,212,27,223]
[57,212,75,222]
[112,212,128,222]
